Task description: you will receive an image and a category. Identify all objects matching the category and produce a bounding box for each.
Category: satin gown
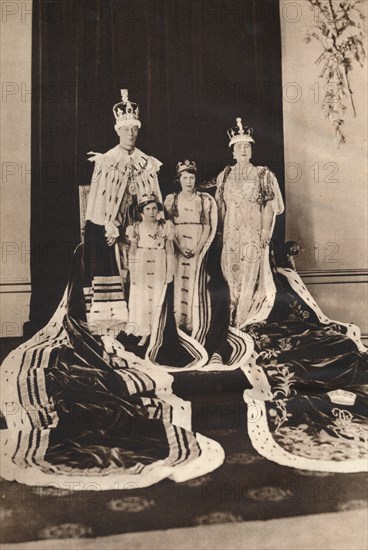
[165,192,211,332]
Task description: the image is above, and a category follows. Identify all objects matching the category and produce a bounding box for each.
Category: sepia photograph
[1,0,367,548]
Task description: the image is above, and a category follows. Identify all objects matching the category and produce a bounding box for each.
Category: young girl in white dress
[125,194,174,346]
[164,161,211,332]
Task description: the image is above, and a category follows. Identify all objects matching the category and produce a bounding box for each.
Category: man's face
[118,125,139,149]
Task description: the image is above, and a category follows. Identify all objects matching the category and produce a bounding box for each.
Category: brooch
[129,182,138,195]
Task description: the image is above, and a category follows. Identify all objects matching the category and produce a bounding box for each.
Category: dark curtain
[28,0,285,331]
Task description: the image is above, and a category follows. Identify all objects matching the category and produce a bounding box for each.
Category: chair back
[79,185,90,240]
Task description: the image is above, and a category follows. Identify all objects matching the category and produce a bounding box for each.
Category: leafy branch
[306,0,366,145]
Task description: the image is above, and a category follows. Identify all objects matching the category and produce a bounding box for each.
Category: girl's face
[179,171,196,193]
[233,141,252,163]
[142,202,159,222]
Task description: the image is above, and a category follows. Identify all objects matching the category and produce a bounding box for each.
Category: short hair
[137,200,163,213]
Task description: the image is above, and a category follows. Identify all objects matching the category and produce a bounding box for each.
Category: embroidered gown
[164,192,211,332]
[126,220,174,337]
[216,165,284,327]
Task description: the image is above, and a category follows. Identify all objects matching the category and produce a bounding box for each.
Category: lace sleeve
[164,220,175,240]
[164,194,174,215]
[200,193,211,226]
[257,167,284,214]
[203,194,211,212]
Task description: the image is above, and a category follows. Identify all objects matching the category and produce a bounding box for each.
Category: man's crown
[176,160,197,175]
[113,89,141,129]
[227,117,254,147]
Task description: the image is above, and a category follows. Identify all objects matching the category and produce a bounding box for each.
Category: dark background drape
[28,0,285,331]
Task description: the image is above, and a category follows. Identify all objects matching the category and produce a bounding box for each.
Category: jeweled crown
[113,89,141,129]
[227,117,254,147]
[138,192,161,209]
[176,160,197,175]
[327,389,357,406]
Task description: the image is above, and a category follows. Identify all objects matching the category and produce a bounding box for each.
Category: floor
[1,510,367,549]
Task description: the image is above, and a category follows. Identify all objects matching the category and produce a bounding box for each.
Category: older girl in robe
[164,161,212,333]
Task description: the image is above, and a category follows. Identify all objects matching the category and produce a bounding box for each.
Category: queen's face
[233,141,252,163]
[142,202,159,222]
[179,171,196,193]
[117,124,139,149]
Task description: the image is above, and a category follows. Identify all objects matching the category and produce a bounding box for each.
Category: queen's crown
[227,117,254,147]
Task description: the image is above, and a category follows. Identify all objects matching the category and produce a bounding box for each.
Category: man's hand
[105,221,119,247]
[106,235,118,247]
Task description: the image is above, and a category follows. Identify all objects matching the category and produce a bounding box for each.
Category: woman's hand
[260,229,271,248]
[184,248,195,258]
[178,246,193,258]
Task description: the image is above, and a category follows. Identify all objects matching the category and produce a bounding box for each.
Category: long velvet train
[1,224,367,488]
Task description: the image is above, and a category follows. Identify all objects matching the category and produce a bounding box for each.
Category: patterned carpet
[1,338,367,544]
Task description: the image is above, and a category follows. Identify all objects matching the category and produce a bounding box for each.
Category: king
[86,89,163,241]
[82,89,164,333]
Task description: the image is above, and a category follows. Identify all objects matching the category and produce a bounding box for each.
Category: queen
[215,118,284,327]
